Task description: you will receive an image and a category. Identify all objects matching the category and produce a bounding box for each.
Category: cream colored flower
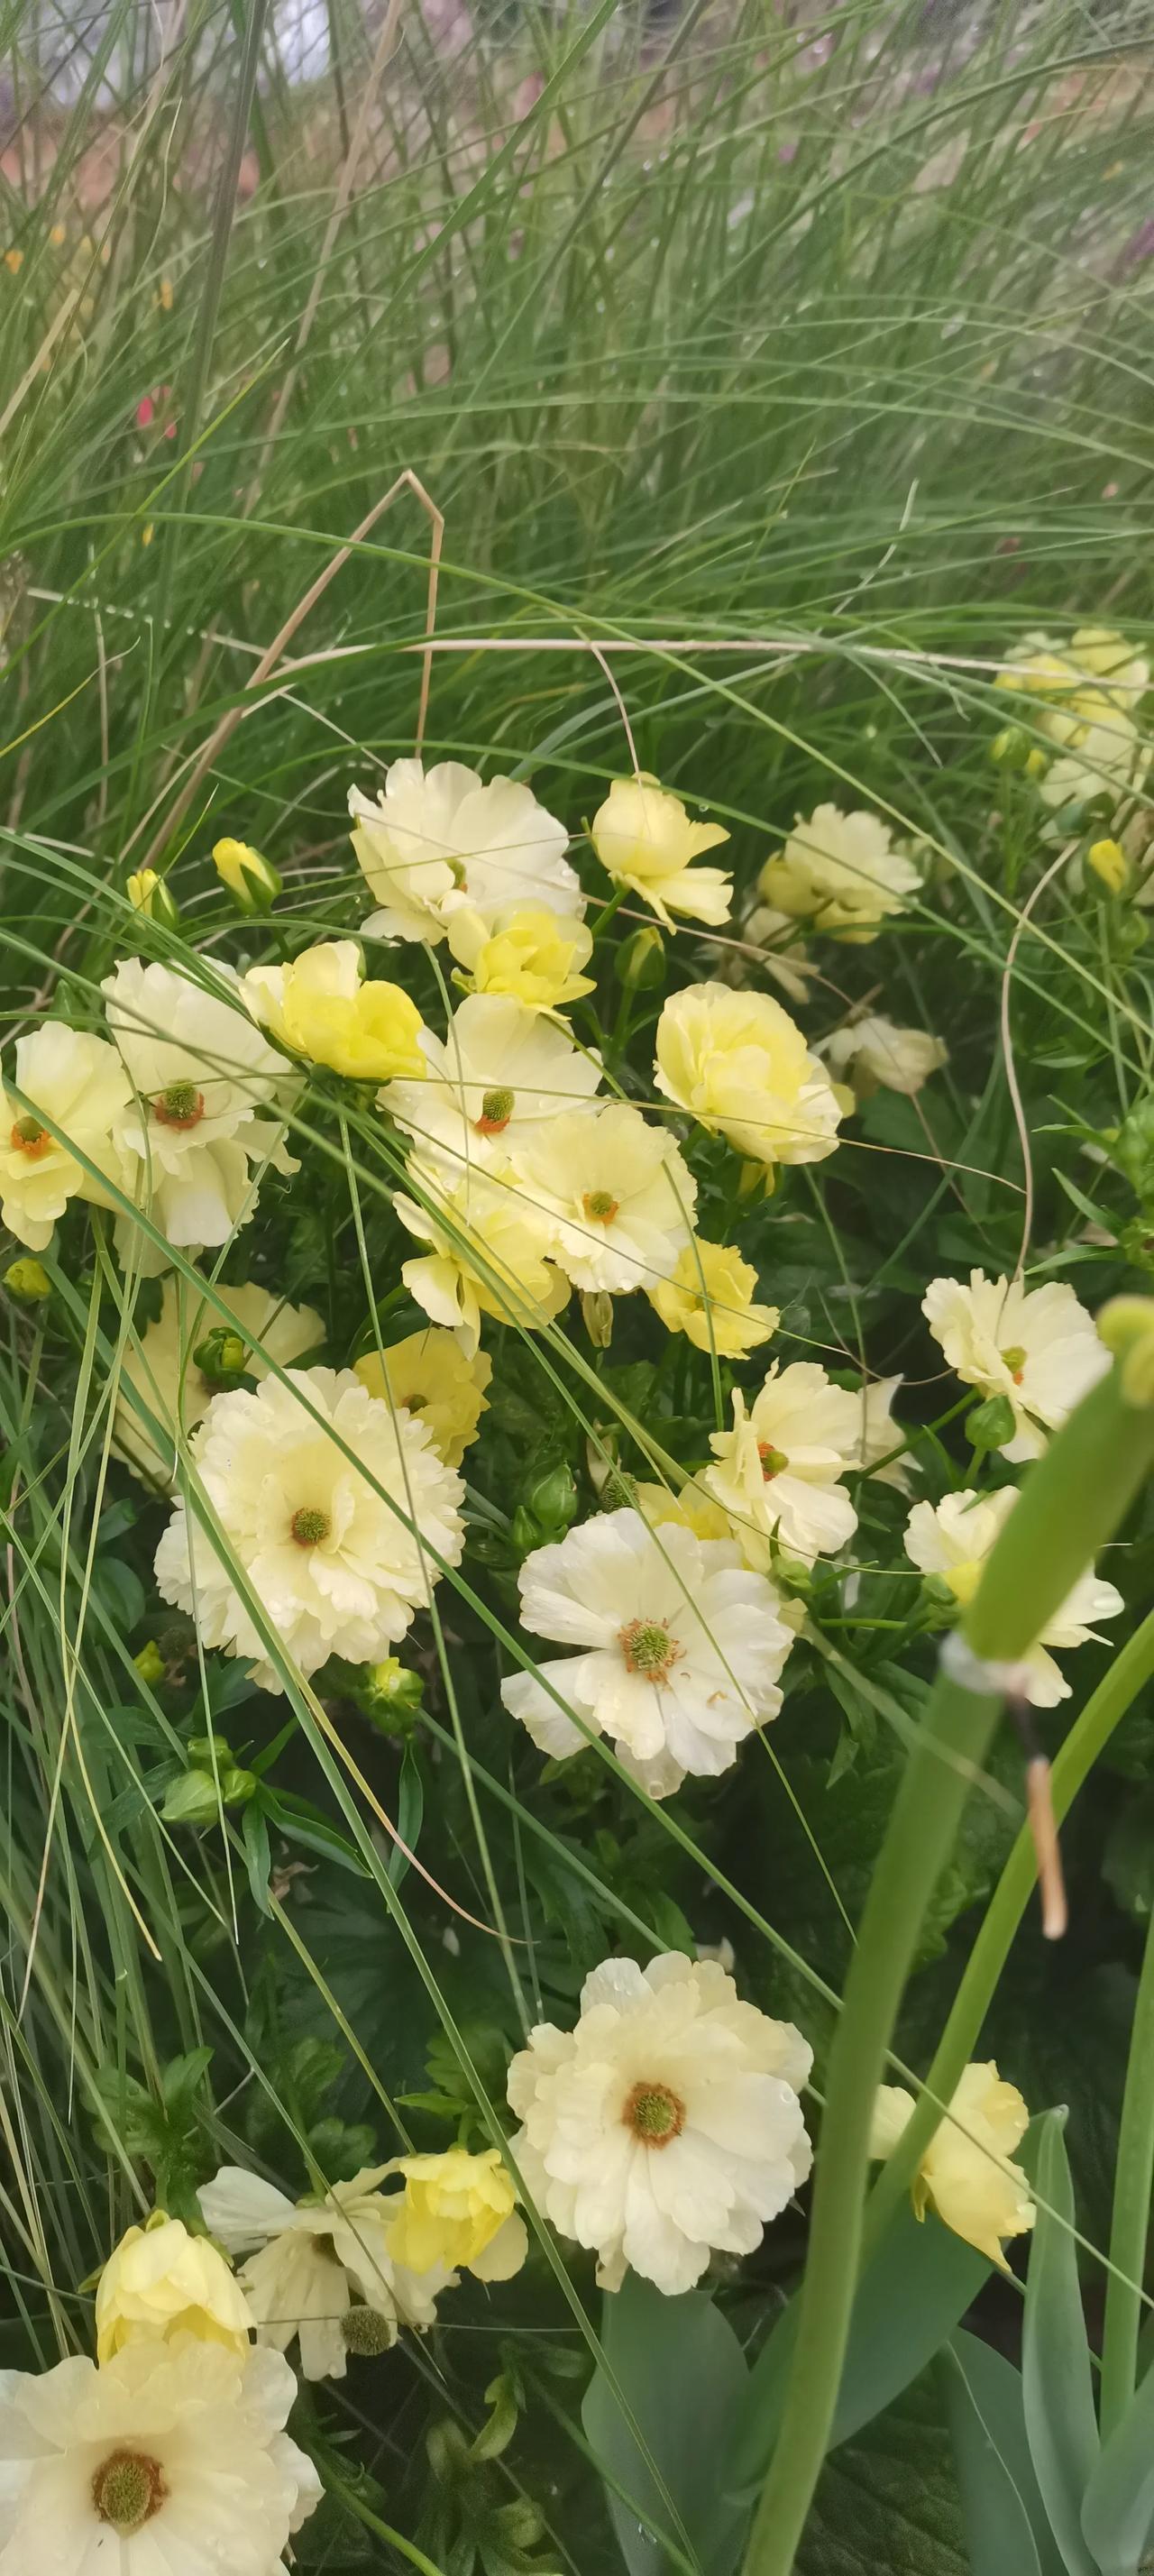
[870,2061,1034,2269]
[822,1014,947,1097]
[515,1103,696,1294]
[1000,625,1149,713]
[758,804,922,938]
[389,993,602,1177]
[102,957,299,1260]
[646,1237,780,1356]
[243,940,424,1082]
[507,1952,812,2292]
[904,1486,1122,1705]
[386,2150,528,2281]
[0,1024,133,1250]
[114,1278,322,1489]
[654,982,843,1169]
[199,2164,446,2379]
[350,761,580,944]
[591,776,732,927]
[446,905,595,1009]
[922,1270,1109,1462]
[354,1328,491,1468]
[0,2340,320,2572]
[501,1506,796,1798]
[1039,693,1147,810]
[740,901,814,1004]
[96,2216,252,2364]
[154,1365,464,1688]
[395,1163,570,1357]
[703,1362,861,1568]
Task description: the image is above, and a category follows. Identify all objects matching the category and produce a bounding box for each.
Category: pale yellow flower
[1039,692,1147,810]
[395,1163,569,1356]
[244,940,424,1082]
[591,775,732,926]
[703,1362,862,1567]
[386,2150,528,2280]
[212,836,282,912]
[870,2062,1034,2269]
[354,1328,491,1468]
[0,1024,134,1251]
[95,2215,252,2364]
[758,805,922,939]
[904,1486,1122,1706]
[646,1238,779,1355]
[821,1014,947,1097]
[114,1277,323,1490]
[350,761,579,944]
[515,1102,697,1295]
[633,1478,734,1543]
[922,1269,1108,1462]
[654,982,843,1169]
[446,905,595,1009]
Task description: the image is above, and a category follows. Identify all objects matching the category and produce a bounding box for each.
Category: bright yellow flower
[870,2062,1034,2269]
[591,775,732,926]
[447,905,595,1010]
[386,2149,528,2280]
[127,868,160,913]
[355,1328,491,1468]
[646,1238,779,1355]
[655,982,843,1169]
[212,836,282,913]
[1087,837,1129,894]
[95,2215,252,2364]
[244,940,424,1082]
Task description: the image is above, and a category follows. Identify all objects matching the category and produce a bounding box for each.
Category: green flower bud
[160,1769,222,1826]
[133,1639,166,1688]
[582,1289,614,1349]
[126,868,180,929]
[354,1657,423,1736]
[3,1258,50,1303]
[614,924,666,991]
[192,1326,251,1386]
[966,1392,1018,1453]
[527,1462,578,1536]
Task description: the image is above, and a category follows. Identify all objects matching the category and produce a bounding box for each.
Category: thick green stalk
[864,1602,1154,2257]
[742,1346,1154,2576]
[1100,1896,1154,2437]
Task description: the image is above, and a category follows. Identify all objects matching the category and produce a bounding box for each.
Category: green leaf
[1022,2111,1100,2576]
[582,2274,750,2576]
[793,2369,966,2576]
[1081,2351,1154,2575]
[942,2333,1066,2576]
[386,1743,425,1890]
[731,2202,991,2497]
[242,1799,273,1916]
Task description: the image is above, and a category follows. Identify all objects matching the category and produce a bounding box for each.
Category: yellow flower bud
[127,868,180,928]
[1087,837,1129,894]
[4,1258,50,1303]
[95,2214,252,2364]
[387,2149,527,2281]
[212,837,282,914]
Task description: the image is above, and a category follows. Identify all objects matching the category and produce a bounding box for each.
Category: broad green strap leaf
[1022,2110,1100,2576]
[582,2274,750,2576]
[943,2332,1066,2576]
[1081,2353,1154,2575]
[730,2201,990,2496]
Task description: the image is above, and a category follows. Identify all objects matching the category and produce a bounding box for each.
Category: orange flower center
[10,1116,50,1159]
[290,1506,331,1547]
[92,2448,168,2535]
[152,1081,206,1131]
[623,2080,685,2147]
[475,1086,514,1136]
[582,1190,619,1224]
[618,1618,682,1683]
[758,1442,789,1478]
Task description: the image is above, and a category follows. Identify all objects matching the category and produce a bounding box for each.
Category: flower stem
[1100,1893,1154,2437]
[740,1352,1154,2576]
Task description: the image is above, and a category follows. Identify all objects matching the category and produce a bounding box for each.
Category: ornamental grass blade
[1022,2111,1101,2576]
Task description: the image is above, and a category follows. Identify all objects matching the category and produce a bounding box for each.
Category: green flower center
[152,1081,206,1131]
[618,1618,681,1682]
[92,2448,168,2535]
[623,2080,685,2147]
[10,1116,50,1157]
[290,1505,331,1547]
[475,1086,515,1135]
[1000,1343,1027,1385]
[758,1443,789,1478]
[582,1189,619,1224]
[342,2304,395,2357]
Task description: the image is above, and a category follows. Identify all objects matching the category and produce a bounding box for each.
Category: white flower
[199,2166,446,2379]
[758,805,922,938]
[703,1362,862,1568]
[848,1373,913,1491]
[654,983,843,1169]
[0,2338,320,2572]
[0,1024,133,1250]
[154,1364,463,1689]
[349,761,580,944]
[500,1507,795,1798]
[103,957,298,1261]
[388,993,602,1176]
[922,1269,1109,1462]
[507,1952,812,2292]
[514,1103,697,1294]
[821,1015,947,1096]
[114,1277,323,1489]
[904,1487,1122,1706]
[395,1162,569,1357]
